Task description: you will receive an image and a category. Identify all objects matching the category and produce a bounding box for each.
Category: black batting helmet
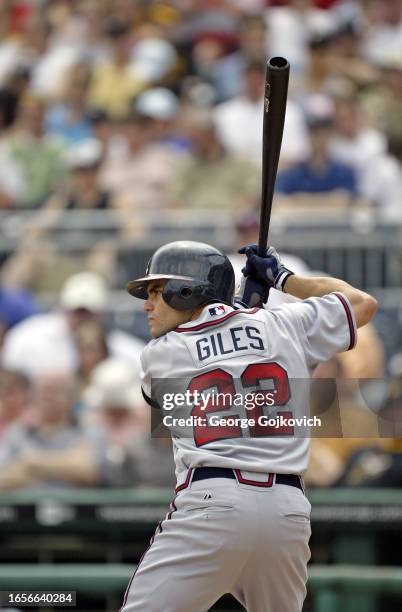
[127,241,235,311]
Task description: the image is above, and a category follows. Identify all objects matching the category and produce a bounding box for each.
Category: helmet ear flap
[162,279,212,311]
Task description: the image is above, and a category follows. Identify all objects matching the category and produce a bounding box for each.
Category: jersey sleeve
[140,345,162,408]
[140,347,152,404]
[282,292,357,367]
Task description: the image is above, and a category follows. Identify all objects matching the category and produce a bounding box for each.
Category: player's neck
[189,306,204,322]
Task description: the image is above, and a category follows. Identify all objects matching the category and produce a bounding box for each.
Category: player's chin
[149,323,165,338]
[150,322,174,338]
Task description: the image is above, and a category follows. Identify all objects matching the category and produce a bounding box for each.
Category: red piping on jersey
[175,308,259,333]
[333,293,356,351]
[175,468,194,493]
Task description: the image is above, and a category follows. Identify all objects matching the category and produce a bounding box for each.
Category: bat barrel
[258,57,290,257]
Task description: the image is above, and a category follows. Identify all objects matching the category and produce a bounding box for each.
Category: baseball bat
[258,57,290,257]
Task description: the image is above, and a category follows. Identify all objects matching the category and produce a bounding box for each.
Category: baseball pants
[120,471,311,612]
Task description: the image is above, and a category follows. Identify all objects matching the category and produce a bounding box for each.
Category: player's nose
[144,297,154,312]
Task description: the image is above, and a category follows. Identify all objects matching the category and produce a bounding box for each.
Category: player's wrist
[274,269,294,292]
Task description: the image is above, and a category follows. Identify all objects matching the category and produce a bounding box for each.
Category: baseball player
[120,240,377,612]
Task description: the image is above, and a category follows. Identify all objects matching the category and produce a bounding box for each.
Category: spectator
[135,436,177,489]
[86,107,131,169]
[360,0,402,67]
[0,322,6,352]
[213,59,309,167]
[306,322,386,487]
[167,107,259,210]
[0,138,124,291]
[0,148,24,209]
[276,96,358,203]
[305,26,339,95]
[26,10,86,100]
[0,87,19,130]
[0,369,31,441]
[360,55,402,138]
[196,14,268,103]
[2,271,144,379]
[134,87,182,150]
[131,32,178,89]
[0,371,102,490]
[0,92,67,208]
[75,319,109,393]
[0,284,41,333]
[88,18,145,119]
[47,138,111,211]
[100,89,187,221]
[87,107,111,148]
[328,21,378,87]
[362,133,402,220]
[44,63,93,145]
[191,30,240,102]
[83,356,175,488]
[0,5,24,87]
[0,72,32,213]
[329,94,386,198]
[266,0,323,85]
[83,357,151,487]
[334,441,402,488]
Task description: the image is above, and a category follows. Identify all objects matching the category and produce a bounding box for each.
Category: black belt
[192,467,303,491]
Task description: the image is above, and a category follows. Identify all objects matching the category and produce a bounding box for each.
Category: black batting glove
[238,244,294,293]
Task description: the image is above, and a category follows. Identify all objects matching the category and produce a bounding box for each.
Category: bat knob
[269,57,289,70]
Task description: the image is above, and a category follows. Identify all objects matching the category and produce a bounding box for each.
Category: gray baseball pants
[120,471,311,612]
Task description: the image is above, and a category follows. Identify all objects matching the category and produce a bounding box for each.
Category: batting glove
[238,244,294,293]
[236,275,270,307]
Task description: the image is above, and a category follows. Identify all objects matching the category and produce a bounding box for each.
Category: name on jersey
[185,321,267,367]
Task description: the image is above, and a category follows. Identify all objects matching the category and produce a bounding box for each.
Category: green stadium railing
[308,565,402,612]
[1,488,402,611]
[0,564,401,612]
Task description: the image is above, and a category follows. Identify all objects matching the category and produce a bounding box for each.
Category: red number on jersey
[188,369,242,446]
[189,362,292,447]
[242,362,293,437]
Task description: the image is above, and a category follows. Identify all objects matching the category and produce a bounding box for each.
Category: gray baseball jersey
[121,292,356,612]
[140,293,356,482]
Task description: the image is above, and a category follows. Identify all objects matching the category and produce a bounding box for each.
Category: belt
[191,467,304,491]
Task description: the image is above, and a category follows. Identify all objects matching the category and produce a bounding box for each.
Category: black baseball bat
[258,57,290,257]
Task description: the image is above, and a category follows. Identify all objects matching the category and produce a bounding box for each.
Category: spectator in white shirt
[1,272,144,379]
[363,133,402,220]
[360,0,402,66]
[329,94,386,197]
[213,59,309,167]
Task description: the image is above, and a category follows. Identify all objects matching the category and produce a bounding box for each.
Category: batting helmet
[127,241,235,311]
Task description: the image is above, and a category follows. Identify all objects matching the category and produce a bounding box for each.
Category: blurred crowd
[0,0,400,216]
[0,0,402,492]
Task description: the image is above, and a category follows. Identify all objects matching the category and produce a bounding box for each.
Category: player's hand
[237,275,270,307]
[238,244,294,292]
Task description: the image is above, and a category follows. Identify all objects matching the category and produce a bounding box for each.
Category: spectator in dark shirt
[0,285,40,354]
[0,285,40,329]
